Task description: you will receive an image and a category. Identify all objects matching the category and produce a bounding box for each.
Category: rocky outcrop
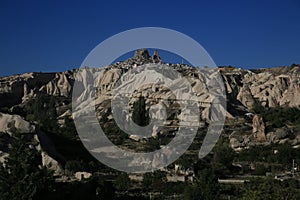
[97,68,122,93]
[0,50,300,154]
[35,130,64,174]
[0,112,35,135]
[237,84,255,108]
[252,114,266,142]
[74,171,92,180]
[0,113,63,174]
[134,48,150,60]
[233,66,300,109]
[0,113,35,167]
[152,50,161,63]
[0,73,55,107]
[1,51,299,113]
[0,71,75,107]
[41,151,62,174]
[39,72,73,97]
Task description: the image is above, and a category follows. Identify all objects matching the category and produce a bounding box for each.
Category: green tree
[46,95,58,132]
[184,168,220,200]
[142,172,153,190]
[212,138,236,176]
[213,141,235,168]
[196,168,220,200]
[242,177,300,200]
[59,116,77,140]
[65,160,84,174]
[253,164,267,176]
[0,133,54,200]
[114,173,131,191]
[184,184,202,200]
[142,170,167,191]
[252,98,265,114]
[132,96,149,126]
[231,85,239,99]
[152,170,167,190]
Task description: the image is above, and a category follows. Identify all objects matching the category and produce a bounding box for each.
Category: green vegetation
[241,178,300,200]
[212,138,236,177]
[251,98,265,114]
[184,168,220,200]
[237,143,300,172]
[262,107,300,128]
[252,98,300,128]
[0,133,54,200]
[230,85,239,99]
[132,96,149,126]
[114,173,131,192]
[2,89,299,199]
[142,170,167,191]
[20,93,107,172]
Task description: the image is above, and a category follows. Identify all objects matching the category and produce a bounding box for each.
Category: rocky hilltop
[1,50,299,111]
[0,49,299,170]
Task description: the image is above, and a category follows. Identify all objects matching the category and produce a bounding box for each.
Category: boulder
[75,171,92,180]
[0,113,35,135]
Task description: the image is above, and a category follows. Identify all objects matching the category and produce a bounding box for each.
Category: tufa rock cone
[152,50,161,63]
[133,49,150,60]
[252,114,266,142]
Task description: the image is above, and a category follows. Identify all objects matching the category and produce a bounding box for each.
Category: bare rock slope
[0,49,299,154]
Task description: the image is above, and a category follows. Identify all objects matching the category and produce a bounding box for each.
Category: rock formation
[74,171,92,180]
[252,114,266,142]
[0,113,35,135]
[0,113,63,174]
[133,48,150,60]
[41,151,62,174]
[152,50,161,63]
[0,49,299,154]
[237,84,255,108]
[235,66,300,109]
[40,73,72,97]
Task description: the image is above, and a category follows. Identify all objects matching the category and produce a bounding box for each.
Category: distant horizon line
[1,63,299,78]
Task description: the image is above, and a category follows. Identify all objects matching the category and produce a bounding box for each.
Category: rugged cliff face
[0,49,299,167]
[0,73,56,107]
[236,67,300,108]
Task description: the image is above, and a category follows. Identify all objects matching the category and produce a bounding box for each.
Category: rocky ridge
[0,49,299,167]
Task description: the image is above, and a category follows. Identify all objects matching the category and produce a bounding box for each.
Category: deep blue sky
[0,0,300,76]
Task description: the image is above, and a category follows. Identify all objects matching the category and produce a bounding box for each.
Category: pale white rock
[74,171,92,180]
[237,84,255,108]
[0,113,63,174]
[252,114,266,142]
[235,67,300,109]
[40,72,72,97]
[41,151,62,175]
[0,152,8,165]
[0,113,35,135]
